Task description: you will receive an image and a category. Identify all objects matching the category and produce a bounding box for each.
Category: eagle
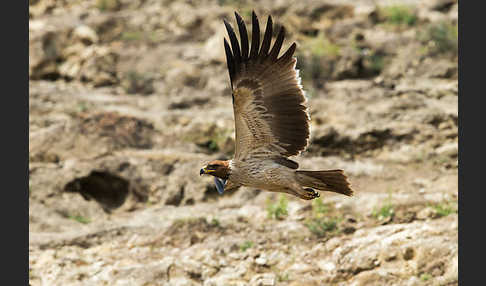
[200,11,353,200]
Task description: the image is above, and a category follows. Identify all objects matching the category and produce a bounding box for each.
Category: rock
[165,61,206,89]
[435,142,458,158]
[120,71,155,95]
[417,207,436,220]
[249,273,276,286]
[72,25,99,45]
[402,247,415,260]
[203,27,226,64]
[417,58,457,79]
[412,178,429,188]
[318,261,336,272]
[29,30,66,79]
[424,0,457,11]
[255,256,267,266]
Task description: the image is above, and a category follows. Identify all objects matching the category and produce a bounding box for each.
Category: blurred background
[29,0,458,285]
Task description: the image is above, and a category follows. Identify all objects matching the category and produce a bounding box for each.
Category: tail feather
[295,170,353,196]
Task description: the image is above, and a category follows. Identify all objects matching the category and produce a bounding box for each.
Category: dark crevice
[64,171,131,213]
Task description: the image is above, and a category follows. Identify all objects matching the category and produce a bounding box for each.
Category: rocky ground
[29,0,458,285]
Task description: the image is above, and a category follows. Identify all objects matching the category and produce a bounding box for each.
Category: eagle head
[200,160,230,180]
[200,160,231,195]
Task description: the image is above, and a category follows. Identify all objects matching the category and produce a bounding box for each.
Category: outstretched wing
[224,12,310,161]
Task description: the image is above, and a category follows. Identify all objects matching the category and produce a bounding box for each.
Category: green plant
[422,21,458,55]
[312,198,329,218]
[240,241,253,251]
[372,194,395,220]
[77,102,89,112]
[209,218,221,227]
[207,140,219,152]
[217,0,245,6]
[122,71,154,95]
[304,33,341,58]
[69,214,91,224]
[372,203,394,220]
[430,201,457,217]
[373,203,394,219]
[277,272,290,282]
[379,5,417,27]
[96,0,120,11]
[305,217,339,237]
[420,273,432,281]
[296,33,341,85]
[120,31,144,42]
[267,195,288,220]
[366,53,385,74]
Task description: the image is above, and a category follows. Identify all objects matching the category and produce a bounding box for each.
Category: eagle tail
[295,170,353,196]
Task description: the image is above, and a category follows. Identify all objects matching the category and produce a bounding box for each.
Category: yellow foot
[302,188,320,200]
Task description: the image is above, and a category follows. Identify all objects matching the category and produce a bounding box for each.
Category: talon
[303,188,320,199]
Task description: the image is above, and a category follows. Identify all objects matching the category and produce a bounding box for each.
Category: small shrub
[267,195,288,220]
[120,31,144,42]
[96,0,120,11]
[77,102,89,112]
[379,5,417,27]
[420,273,432,281]
[277,272,290,282]
[305,34,341,58]
[372,203,394,220]
[365,53,385,74]
[240,241,253,251]
[209,218,221,227]
[312,198,329,217]
[121,71,154,95]
[217,0,245,7]
[306,217,339,237]
[207,140,219,152]
[421,21,458,55]
[430,201,457,217]
[297,33,341,84]
[372,194,395,220]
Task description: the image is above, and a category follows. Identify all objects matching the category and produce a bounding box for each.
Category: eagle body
[228,158,298,190]
[200,12,353,200]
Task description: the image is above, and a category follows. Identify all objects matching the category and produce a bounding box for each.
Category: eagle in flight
[200,11,353,200]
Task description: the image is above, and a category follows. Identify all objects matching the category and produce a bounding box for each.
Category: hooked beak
[200,167,215,176]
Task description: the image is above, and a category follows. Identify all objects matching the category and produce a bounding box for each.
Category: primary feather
[224,11,310,161]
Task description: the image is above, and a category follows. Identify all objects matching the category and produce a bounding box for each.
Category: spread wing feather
[224,11,310,161]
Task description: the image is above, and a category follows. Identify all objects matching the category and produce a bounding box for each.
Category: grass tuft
[430,201,457,217]
[68,214,91,224]
[420,273,432,281]
[305,217,339,237]
[96,0,120,11]
[305,34,341,58]
[267,195,288,220]
[379,5,417,27]
[277,272,290,282]
[240,241,253,251]
[209,218,221,227]
[312,198,329,217]
[421,21,458,55]
[372,193,394,220]
[120,31,144,42]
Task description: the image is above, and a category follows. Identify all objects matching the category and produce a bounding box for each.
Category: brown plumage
[200,11,353,200]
